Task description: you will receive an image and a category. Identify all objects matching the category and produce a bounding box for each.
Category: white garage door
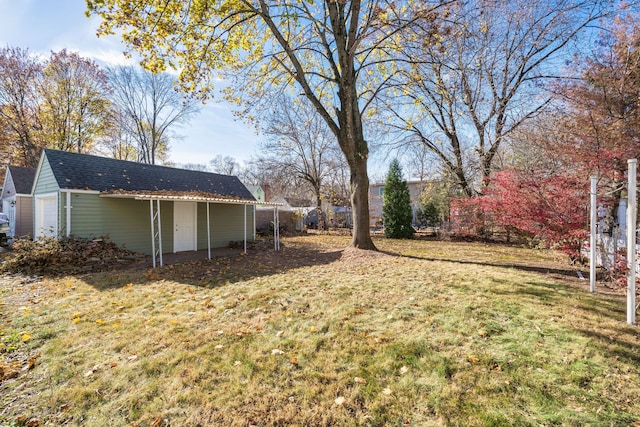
[36,195,58,238]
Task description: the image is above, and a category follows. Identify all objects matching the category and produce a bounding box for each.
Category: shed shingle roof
[43,149,255,201]
[8,166,36,194]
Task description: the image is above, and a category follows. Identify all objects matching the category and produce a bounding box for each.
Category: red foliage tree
[548,8,640,231]
[480,168,589,256]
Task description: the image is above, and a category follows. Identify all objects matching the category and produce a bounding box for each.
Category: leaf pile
[0,236,144,275]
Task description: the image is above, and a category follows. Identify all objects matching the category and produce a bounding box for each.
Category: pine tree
[382,159,414,239]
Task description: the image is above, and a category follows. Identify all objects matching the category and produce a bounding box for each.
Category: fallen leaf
[468,355,480,364]
[399,366,409,375]
[276,330,285,337]
[21,333,31,342]
[72,317,81,324]
[95,319,105,325]
[233,360,242,366]
[151,417,162,427]
[215,344,224,350]
[24,354,40,371]
[83,364,100,377]
[382,388,393,395]
[335,396,345,405]
[271,349,284,355]
[354,376,367,384]
[290,357,298,364]
[127,355,138,361]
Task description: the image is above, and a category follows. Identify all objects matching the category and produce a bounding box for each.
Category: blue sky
[0,0,260,166]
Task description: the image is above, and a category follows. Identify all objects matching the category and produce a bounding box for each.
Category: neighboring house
[1,166,36,238]
[32,149,260,259]
[279,198,314,231]
[245,185,266,203]
[369,180,430,227]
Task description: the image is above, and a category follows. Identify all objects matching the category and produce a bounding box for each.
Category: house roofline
[100,193,282,206]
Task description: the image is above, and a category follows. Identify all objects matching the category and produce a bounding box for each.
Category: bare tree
[259,95,344,209]
[180,162,210,172]
[389,0,609,196]
[240,156,302,202]
[209,155,240,176]
[106,66,199,164]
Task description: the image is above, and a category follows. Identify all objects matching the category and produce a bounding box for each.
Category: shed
[1,166,36,238]
[32,149,273,265]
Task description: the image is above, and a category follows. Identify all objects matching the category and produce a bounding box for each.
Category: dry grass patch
[1,235,639,426]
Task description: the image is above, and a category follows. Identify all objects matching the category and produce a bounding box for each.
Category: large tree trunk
[336,107,376,250]
[335,82,376,250]
[349,153,375,249]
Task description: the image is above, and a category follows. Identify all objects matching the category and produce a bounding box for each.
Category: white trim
[60,189,100,195]
[0,168,10,199]
[65,191,71,237]
[30,152,47,196]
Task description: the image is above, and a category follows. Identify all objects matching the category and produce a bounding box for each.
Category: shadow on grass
[384,251,583,281]
[81,244,344,291]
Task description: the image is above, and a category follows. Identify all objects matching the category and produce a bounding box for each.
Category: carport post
[157,199,163,266]
[244,204,247,254]
[207,202,211,260]
[276,206,280,251]
[590,176,597,293]
[627,159,637,325]
[150,200,156,268]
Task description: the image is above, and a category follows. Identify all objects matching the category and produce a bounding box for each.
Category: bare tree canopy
[106,65,199,165]
[259,94,345,209]
[209,155,241,176]
[387,0,610,196]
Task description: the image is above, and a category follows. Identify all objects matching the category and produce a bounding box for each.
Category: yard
[1,235,639,426]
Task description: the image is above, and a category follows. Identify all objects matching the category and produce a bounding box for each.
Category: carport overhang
[100,192,282,267]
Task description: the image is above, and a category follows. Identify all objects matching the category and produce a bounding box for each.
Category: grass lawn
[1,235,639,426]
